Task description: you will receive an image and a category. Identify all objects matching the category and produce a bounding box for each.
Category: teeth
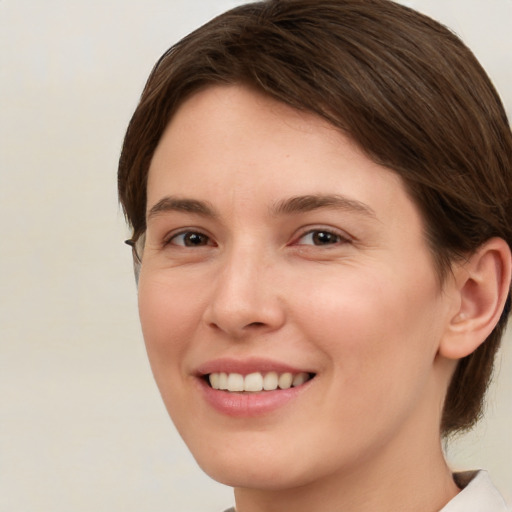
[244,372,263,392]
[218,372,228,390]
[227,373,244,392]
[263,371,278,391]
[209,372,220,389]
[278,372,293,389]
[208,371,311,392]
[292,372,308,387]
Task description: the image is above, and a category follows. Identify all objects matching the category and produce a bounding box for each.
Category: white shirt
[440,471,510,512]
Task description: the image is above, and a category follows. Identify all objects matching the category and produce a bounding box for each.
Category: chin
[182,427,337,492]
[198,454,312,491]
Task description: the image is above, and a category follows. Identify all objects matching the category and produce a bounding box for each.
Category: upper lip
[196,357,314,377]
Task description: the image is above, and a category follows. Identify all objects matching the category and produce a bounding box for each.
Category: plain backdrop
[1,1,511,511]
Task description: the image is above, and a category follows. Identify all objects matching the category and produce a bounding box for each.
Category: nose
[203,244,286,339]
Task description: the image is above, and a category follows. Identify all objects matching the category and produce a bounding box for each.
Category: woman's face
[139,85,457,490]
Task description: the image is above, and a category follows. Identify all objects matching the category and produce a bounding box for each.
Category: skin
[138,85,466,512]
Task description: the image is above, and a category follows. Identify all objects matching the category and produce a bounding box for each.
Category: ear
[439,237,512,360]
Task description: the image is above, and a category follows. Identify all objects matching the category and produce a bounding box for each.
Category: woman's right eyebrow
[147,196,218,220]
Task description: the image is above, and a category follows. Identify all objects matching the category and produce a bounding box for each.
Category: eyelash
[164,227,350,248]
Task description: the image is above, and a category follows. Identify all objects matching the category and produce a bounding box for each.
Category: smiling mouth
[206,371,315,393]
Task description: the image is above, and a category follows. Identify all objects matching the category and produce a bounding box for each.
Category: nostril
[246,322,265,328]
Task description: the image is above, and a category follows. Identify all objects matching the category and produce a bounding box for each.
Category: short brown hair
[118,0,512,434]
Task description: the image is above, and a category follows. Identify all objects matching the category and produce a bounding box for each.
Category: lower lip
[197,378,312,417]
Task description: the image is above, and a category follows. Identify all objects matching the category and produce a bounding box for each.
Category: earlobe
[439,238,512,360]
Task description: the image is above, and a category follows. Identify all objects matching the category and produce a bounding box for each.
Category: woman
[118,1,512,510]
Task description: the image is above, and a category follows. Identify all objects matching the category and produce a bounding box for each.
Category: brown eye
[169,231,212,247]
[311,231,340,245]
[297,230,346,246]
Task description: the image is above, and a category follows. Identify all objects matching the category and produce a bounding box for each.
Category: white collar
[440,470,510,512]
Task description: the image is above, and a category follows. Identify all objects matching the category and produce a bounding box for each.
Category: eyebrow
[270,194,376,218]
[147,193,376,221]
[147,196,217,220]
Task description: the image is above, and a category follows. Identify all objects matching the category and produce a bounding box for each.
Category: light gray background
[1,1,511,511]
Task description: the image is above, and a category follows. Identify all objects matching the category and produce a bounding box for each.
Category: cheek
[136,275,210,428]
[285,272,446,464]
[138,268,206,329]
[137,275,202,379]
[294,267,443,395]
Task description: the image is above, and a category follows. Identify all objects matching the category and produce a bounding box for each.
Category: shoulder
[441,470,511,512]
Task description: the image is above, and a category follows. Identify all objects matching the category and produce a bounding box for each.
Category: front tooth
[218,372,228,390]
[244,372,263,392]
[209,373,220,389]
[263,371,279,391]
[278,372,293,389]
[227,373,244,392]
[292,372,309,387]
[212,371,308,392]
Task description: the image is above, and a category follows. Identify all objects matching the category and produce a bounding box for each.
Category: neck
[233,394,459,512]
[234,442,457,512]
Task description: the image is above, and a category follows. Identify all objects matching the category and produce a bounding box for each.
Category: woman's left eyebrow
[270,194,376,218]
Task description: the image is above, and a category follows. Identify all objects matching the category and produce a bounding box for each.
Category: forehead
[147,85,419,230]
[151,84,347,169]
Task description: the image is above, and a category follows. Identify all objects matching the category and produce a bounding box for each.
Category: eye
[295,229,348,246]
[167,231,214,247]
